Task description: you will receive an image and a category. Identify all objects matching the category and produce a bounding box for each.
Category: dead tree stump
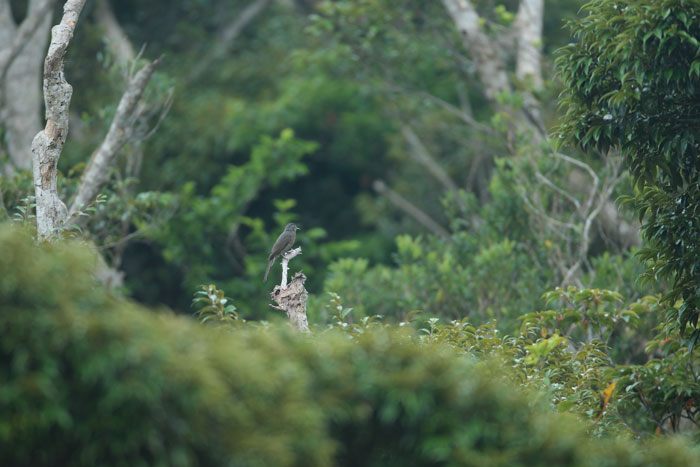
[269,247,310,332]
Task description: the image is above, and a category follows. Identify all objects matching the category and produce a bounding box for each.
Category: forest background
[2,0,700,464]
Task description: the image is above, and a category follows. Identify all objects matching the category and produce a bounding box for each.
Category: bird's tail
[263,257,275,283]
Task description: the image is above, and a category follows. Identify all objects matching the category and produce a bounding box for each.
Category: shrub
[0,226,331,467]
[0,226,698,466]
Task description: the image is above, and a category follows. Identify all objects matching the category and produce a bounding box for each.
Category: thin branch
[552,152,599,183]
[390,85,496,136]
[401,125,462,201]
[373,179,450,239]
[518,187,578,232]
[136,89,174,141]
[280,247,302,289]
[94,0,135,66]
[534,171,581,210]
[188,0,272,83]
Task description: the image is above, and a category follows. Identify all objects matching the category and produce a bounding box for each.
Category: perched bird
[263,223,299,283]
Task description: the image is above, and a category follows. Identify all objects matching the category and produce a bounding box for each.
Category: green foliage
[418,285,700,438]
[142,129,317,310]
[321,178,556,329]
[3,226,699,465]
[557,0,700,338]
[192,284,240,325]
[0,225,332,466]
[423,316,614,432]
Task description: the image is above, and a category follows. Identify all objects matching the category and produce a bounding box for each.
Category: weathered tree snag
[69,57,161,221]
[269,247,310,332]
[31,0,86,240]
[0,0,55,171]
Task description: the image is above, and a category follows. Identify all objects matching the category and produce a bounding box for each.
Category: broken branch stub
[269,247,309,332]
[270,271,310,333]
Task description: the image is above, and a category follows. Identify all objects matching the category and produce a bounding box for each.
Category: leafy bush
[1,226,698,466]
[0,226,331,467]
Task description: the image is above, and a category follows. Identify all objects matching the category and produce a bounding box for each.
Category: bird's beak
[296,226,302,230]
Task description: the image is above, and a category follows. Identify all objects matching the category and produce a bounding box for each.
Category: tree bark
[441,0,510,101]
[31,0,86,240]
[514,0,543,88]
[442,0,546,139]
[1,0,55,171]
[269,248,310,332]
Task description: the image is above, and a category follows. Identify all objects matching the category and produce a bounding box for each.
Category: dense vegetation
[2,225,699,466]
[1,0,700,462]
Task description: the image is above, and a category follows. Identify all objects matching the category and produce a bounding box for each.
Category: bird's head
[285,223,300,232]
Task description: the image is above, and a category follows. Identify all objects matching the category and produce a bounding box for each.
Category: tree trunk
[31,0,87,240]
[1,0,54,171]
[515,0,544,88]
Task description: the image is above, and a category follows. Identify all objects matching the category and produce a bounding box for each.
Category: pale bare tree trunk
[0,0,54,171]
[31,0,87,240]
[442,0,546,139]
[515,0,543,88]
[441,0,510,102]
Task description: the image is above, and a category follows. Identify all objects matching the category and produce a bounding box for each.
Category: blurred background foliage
[2,224,699,465]
[2,0,612,317]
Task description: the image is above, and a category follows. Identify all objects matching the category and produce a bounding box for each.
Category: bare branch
[68,57,161,219]
[373,179,450,239]
[188,0,272,83]
[280,247,302,289]
[534,171,581,210]
[31,0,87,240]
[94,0,136,67]
[401,125,461,196]
[413,89,497,136]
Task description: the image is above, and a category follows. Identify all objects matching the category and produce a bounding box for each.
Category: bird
[263,223,299,283]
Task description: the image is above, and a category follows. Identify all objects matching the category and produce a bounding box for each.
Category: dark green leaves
[557,0,700,341]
